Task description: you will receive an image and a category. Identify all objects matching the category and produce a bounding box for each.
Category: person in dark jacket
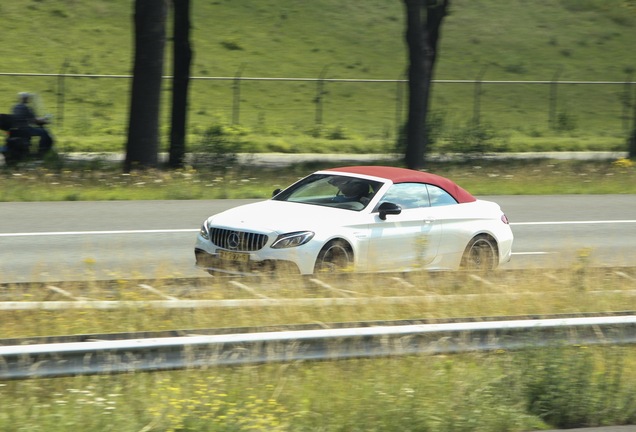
[11,92,53,156]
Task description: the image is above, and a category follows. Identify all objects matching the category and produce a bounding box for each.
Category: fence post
[623,72,634,133]
[395,71,406,141]
[549,67,562,129]
[473,66,487,126]
[315,64,331,128]
[630,76,636,158]
[56,59,69,128]
[232,64,245,125]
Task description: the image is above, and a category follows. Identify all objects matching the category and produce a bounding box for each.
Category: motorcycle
[0,113,51,165]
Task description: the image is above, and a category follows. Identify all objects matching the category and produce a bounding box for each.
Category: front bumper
[194,248,301,275]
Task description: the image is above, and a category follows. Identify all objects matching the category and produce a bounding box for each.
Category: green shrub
[522,345,636,428]
[445,121,505,155]
[555,111,578,132]
[326,125,349,140]
[192,124,243,171]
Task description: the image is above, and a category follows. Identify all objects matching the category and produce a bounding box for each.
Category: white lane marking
[512,220,636,226]
[0,229,199,238]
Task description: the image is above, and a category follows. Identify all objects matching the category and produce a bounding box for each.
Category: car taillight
[501,214,509,224]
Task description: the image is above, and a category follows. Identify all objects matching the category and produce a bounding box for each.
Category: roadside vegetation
[2,1,635,430]
[2,268,636,431]
[2,156,635,202]
[1,1,635,154]
[2,268,633,337]
[1,346,634,431]
[4,158,634,432]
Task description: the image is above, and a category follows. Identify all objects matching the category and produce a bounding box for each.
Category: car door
[365,183,443,272]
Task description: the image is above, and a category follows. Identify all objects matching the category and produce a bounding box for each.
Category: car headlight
[199,222,210,240]
[271,231,315,249]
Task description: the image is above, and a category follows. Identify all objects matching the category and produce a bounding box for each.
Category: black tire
[314,239,353,273]
[461,234,498,271]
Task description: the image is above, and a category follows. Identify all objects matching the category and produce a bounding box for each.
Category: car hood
[206,199,364,233]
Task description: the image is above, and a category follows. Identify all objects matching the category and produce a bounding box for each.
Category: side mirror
[378,202,402,220]
[272,188,282,197]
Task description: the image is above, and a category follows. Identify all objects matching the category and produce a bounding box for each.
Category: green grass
[2,3,636,429]
[1,0,635,153]
[1,347,634,431]
[2,269,636,431]
[2,157,635,202]
[2,269,634,338]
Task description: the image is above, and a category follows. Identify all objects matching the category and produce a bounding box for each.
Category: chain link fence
[1,72,634,151]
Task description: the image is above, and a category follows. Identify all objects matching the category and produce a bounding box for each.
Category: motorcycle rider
[12,92,54,156]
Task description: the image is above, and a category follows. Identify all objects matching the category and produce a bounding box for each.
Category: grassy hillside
[1,0,634,154]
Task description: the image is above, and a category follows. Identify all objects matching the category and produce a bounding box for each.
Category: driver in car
[337,180,371,205]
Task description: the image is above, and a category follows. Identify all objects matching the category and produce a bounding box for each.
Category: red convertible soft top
[327,166,476,204]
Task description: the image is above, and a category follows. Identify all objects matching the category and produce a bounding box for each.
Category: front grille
[210,228,268,251]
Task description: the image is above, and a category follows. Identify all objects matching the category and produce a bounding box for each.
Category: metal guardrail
[1,315,635,380]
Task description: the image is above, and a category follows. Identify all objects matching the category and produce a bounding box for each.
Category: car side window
[379,183,431,209]
[426,184,458,206]
[378,183,458,210]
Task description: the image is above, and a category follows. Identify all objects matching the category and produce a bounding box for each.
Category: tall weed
[522,345,636,428]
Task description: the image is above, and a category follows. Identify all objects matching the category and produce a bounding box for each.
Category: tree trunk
[169,0,193,169]
[403,0,448,170]
[125,0,168,172]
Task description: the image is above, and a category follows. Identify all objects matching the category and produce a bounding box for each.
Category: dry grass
[1,267,635,431]
[1,267,634,339]
[1,157,636,202]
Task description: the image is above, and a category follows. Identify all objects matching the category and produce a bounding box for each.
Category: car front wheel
[314,239,353,273]
[461,234,498,271]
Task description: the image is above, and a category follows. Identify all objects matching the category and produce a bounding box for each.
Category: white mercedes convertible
[195,166,513,275]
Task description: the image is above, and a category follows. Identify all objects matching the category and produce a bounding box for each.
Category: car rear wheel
[314,240,353,273]
[461,235,498,271]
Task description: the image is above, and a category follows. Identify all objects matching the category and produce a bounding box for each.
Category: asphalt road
[0,195,635,283]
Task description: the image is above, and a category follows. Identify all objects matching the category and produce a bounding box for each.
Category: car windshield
[272,174,384,211]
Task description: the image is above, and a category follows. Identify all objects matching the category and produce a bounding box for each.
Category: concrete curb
[3,151,629,168]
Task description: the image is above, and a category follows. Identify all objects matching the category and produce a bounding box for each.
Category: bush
[555,111,577,132]
[522,345,636,428]
[446,121,499,155]
[305,124,351,140]
[192,124,243,171]
[326,125,349,140]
